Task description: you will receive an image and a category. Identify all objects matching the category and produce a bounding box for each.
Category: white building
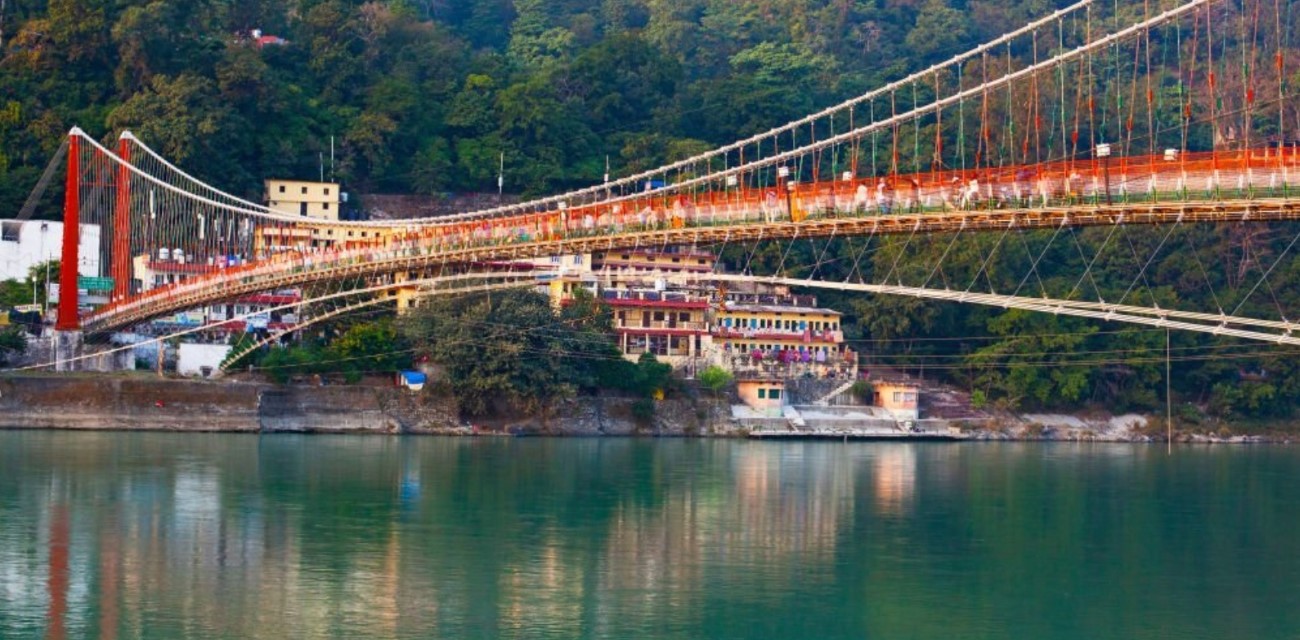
[0,220,101,283]
[177,342,233,377]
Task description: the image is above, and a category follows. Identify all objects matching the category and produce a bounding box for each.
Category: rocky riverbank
[0,374,1295,443]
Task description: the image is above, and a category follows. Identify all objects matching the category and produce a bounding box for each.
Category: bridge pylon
[55,128,81,332]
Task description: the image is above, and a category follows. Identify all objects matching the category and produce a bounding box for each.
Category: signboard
[246,313,270,330]
[77,276,114,291]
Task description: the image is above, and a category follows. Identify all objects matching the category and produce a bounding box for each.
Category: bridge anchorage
[14,0,1300,374]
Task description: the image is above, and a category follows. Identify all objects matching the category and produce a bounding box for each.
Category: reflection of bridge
[26,0,1300,363]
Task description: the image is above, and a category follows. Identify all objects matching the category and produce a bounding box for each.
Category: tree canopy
[0,0,1043,211]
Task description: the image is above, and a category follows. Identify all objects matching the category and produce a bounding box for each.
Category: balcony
[602,289,710,309]
[714,328,843,343]
[725,354,859,381]
[616,319,707,332]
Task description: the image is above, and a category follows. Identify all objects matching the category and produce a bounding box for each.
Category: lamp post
[785,180,796,220]
[1096,142,1113,206]
[777,166,791,220]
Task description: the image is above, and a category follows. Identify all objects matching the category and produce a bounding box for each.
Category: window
[679,312,690,322]
[323,203,330,210]
[572,255,582,265]
[324,188,331,196]
[893,391,902,402]
[769,389,781,400]
[279,185,286,193]
[550,256,561,264]
[653,311,664,322]
[757,388,766,399]
[301,186,308,194]
[0,222,19,242]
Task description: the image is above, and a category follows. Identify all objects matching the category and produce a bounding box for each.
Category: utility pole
[1166,328,1172,454]
[1096,142,1113,206]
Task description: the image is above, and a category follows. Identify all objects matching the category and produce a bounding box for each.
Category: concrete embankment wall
[0,376,732,436]
[0,377,411,433]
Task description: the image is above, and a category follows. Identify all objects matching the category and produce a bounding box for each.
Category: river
[1,432,1298,639]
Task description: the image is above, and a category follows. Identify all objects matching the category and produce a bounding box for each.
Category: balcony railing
[617,320,707,331]
[715,328,843,342]
[603,289,703,304]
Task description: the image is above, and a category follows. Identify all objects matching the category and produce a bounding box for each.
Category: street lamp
[1096,142,1113,206]
[776,167,792,220]
[785,180,797,220]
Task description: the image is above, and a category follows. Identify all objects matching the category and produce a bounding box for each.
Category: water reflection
[1,434,1299,639]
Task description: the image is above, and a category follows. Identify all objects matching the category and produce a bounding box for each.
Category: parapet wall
[0,376,735,436]
[0,377,423,433]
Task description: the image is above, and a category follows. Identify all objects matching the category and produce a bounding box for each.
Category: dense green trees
[0,260,58,309]
[257,317,412,383]
[0,0,1083,212]
[0,327,25,365]
[400,288,642,416]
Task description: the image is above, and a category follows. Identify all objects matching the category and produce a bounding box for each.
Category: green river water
[1,431,1298,639]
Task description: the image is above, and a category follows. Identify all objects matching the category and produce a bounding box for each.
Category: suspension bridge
[17,0,1300,369]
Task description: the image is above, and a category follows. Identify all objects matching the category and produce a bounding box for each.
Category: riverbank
[0,374,1296,443]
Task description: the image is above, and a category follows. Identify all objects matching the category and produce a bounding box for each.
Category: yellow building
[737,378,786,415]
[873,379,920,421]
[713,302,854,376]
[253,220,403,253]
[523,254,597,308]
[591,248,714,275]
[266,179,341,221]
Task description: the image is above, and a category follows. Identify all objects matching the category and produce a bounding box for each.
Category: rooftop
[721,303,842,316]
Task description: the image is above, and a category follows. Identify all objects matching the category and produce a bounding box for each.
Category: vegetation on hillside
[0,0,1068,210]
[397,288,672,416]
[4,0,1300,419]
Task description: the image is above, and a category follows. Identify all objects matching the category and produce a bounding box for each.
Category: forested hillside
[0,0,1053,208]
[4,0,1300,419]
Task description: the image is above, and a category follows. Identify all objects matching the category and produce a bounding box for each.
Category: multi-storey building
[591,247,715,277]
[602,288,712,372]
[712,293,856,378]
[266,179,341,221]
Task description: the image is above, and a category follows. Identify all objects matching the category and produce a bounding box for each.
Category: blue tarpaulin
[399,371,427,390]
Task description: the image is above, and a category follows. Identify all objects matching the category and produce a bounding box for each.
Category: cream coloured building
[266,179,341,221]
